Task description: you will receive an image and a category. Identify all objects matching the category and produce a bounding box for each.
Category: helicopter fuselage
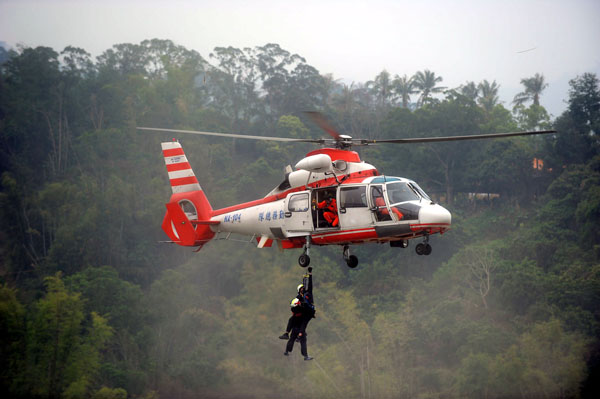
[162,143,451,266]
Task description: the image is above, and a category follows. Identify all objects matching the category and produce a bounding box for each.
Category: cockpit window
[386,182,420,204]
[409,182,431,201]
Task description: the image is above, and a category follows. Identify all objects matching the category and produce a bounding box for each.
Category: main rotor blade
[137,127,324,144]
[369,130,557,144]
[303,111,343,140]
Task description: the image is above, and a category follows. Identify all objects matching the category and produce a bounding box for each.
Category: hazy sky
[1,0,599,117]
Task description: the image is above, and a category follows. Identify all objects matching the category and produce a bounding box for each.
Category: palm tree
[322,73,342,107]
[459,81,479,101]
[393,74,417,108]
[332,82,357,114]
[513,73,548,107]
[477,79,500,112]
[367,69,393,108]
[413,69,446,106]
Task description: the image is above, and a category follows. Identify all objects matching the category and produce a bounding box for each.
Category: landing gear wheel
[401,240,409,248]
[346,255,359,268]
[298,254,310,267]
[423,244,432,256]
[415,243,425,256]
[298,236,312,267]
[342,245,359,268]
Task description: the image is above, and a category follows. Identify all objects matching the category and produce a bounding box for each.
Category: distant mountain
[0,41,10,64]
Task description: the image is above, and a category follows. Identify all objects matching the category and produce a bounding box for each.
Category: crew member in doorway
[317,193,338,227]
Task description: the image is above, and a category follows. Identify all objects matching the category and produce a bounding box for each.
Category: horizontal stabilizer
[256,235,274,248]
[190,220,220,225]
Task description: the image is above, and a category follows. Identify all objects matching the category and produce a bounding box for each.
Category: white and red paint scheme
[160,141,451,267]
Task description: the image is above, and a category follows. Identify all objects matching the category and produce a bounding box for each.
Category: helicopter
[138,112,555,268]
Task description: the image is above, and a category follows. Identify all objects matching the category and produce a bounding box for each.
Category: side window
[370,185,391,222]
[341,186,367,208]
[288,193,309,212]
[370,185,386,207]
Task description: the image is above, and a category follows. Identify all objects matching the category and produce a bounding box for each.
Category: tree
[513,103,551,130]
[459,81,479,102]
[513,72,548,107]
[331,82,358,115]
[477,80,500,113]
[22,273,114,398]
[550,74,600,165]
[407,94,485,205]
[1,46,73,179]
[472,136,540,204]
[0,284,25,397]
[146,268,227,396]
[330,82,377,138]
[456,352,494,398]
[461,247,498,309]
[567,72,600,133]
[413,69,446,107]
[59,46,95,78]
[140,38,206,80]
[96,43,147,77]
[2,40,600,399]
[208,46,260,130]
[393,74,417,108]
[367,69,393,108]
[251,43,309,119]
[519,319,589,398]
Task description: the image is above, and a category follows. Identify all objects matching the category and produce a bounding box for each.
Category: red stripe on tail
[170,176,199,186]
[163,148,185,157]
[166,162,192,172]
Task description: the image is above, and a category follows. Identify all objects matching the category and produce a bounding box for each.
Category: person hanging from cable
[300,266,315,327]
[283,297,313,360]
[279,267,315,340]
[317,192,339,227]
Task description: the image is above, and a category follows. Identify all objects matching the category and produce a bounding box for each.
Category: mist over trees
[1,39,599,399]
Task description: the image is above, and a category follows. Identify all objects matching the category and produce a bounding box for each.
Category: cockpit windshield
[386,182,420,204]
[408,182,431,201]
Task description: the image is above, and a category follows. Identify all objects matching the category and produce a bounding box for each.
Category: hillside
[1,40,599,399]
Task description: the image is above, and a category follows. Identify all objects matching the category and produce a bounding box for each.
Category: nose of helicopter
[417,203,452,231]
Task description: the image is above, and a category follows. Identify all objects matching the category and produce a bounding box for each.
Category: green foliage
[518,319,589,398]
[16,273,114,398]
[513,103,552,130]
[1,41,598,398]
[0,284,25,397]
[91,386,128,399]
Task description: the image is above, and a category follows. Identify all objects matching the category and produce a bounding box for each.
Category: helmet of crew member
[291,298,301,307]
[297,284,304,293]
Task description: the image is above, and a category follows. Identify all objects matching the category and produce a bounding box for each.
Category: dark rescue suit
[300,273,315,322]
[284,273,315,334]
[285,304,310,357]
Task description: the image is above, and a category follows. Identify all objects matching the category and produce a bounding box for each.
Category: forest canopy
[1,39,599,399]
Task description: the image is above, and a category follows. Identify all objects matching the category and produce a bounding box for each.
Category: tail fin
[162,141,201,194]
[160,141,216,247]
